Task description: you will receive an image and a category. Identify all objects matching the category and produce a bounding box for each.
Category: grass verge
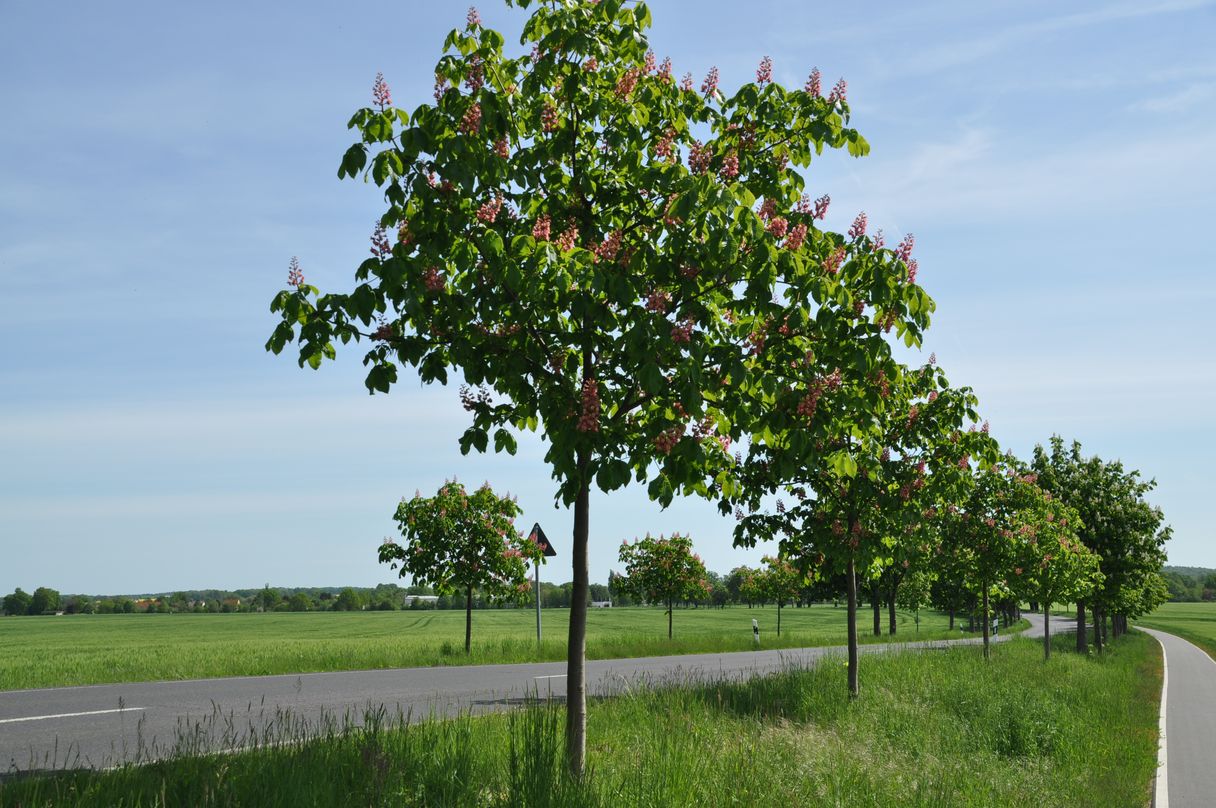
[0,631,1160,807]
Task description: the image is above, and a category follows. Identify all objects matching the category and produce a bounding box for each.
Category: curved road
[1139,628,1216,808]
[2,614,1055,775]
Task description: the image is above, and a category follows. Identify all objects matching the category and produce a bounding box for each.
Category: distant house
[403,595,439,606]
[591,600,612,608]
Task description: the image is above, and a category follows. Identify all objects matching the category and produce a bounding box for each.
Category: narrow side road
[1140,627,1216,808]
[1,614,1051,775]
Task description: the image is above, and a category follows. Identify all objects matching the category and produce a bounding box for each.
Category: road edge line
[1146,630,1168,808]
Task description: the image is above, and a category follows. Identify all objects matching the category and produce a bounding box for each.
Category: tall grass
[0,606,958,691]
[1,632,1160,807]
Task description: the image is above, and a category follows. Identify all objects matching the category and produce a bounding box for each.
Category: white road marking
[0,707,145,725]
[533,674,566,680]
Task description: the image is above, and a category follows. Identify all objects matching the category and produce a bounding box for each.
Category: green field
[0,632,1161,808]
[0,605,957,691]
[1136,601,1216,660]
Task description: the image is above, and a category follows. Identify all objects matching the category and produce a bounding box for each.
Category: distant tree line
[1162,567,1216,602]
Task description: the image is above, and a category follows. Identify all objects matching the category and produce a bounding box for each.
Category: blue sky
[2,0,1213,595]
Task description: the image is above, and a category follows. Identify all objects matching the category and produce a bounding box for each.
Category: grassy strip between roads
[1135,601,1216,661]
[1,632,1160,808]
[0,606,965,691]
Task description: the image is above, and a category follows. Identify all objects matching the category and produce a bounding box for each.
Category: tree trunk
[847,556,859,698]
[1094,605,1104,653]
[871,582,881,636]
[1043,602,1051,660]
[1076,602,1087,654]
[565,468,590,778]
[667,598,672,639]
[465,584,473,654]
[948,608,954,630]
[887,588,897,635]
[981,583,990,660]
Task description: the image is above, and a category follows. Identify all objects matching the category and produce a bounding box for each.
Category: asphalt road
[1139,628,1216,808]
[1,613,1053,775]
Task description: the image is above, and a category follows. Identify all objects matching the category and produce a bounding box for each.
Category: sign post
[527,523,557,644]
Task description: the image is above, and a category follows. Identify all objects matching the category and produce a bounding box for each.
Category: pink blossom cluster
[659,57,673,81]
[680,73,694,92]
[812,194,831,220]
[495,138,510,159]
[555,222,579,252]
[654,424,685,454]
[465,56,485,92]
[756,56,773,85]
[372,322,393,341]
[372,72,392,109]
[287,256,305,288]
[583,57,598,72]
[828,78,847,104]
[805,68,821,97]
[655,130,676,161]
[459,384,492,412]
[422,265,446,292]
[370,223,391,259]
[702,66,720,97]
[671,317,694,344]
[459,103,482,134]
[895,233,915,263]
[577,378,600,433]
[644,51,657,74]
[775,498,786,513]
[466,6,481,27]
[758,198,777,220]
[871,229,885,252]
[592,230,623,262]
[824,246,846,275]
[767,216,789,239]
[688,140,712,174]
[957,454,970,469]
[645,290,672,313]
[981,420,990,434]
[720,153,740,180]
[616,67,640,98]
[874,370,890,398]
[398,222,412,246]
[907,404,920,425]
[532,214,551,241]
[476,196,503,223]
[717,434,731,454]
[848,211,867,240]
[906,259,918,285]
[785,223,808,251]
[433,74,449,102]
[881,447,891,462]
[542,103,559,132]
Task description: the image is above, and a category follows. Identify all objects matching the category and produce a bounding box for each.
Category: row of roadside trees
[269,0,1169,775]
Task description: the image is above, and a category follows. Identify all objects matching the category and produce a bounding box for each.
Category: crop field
[1136,601,1216,660]
[0,632,1161,808]
[0,605,956,691]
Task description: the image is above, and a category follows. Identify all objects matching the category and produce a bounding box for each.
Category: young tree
[617,533,709,638]
[1033,438,1170,650]
[758,554,803,636]
[738,566,766,609]
[267,0,897,772]
[731,360,994,696]
[1006,481,1101,659]
[380,481,539,652]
